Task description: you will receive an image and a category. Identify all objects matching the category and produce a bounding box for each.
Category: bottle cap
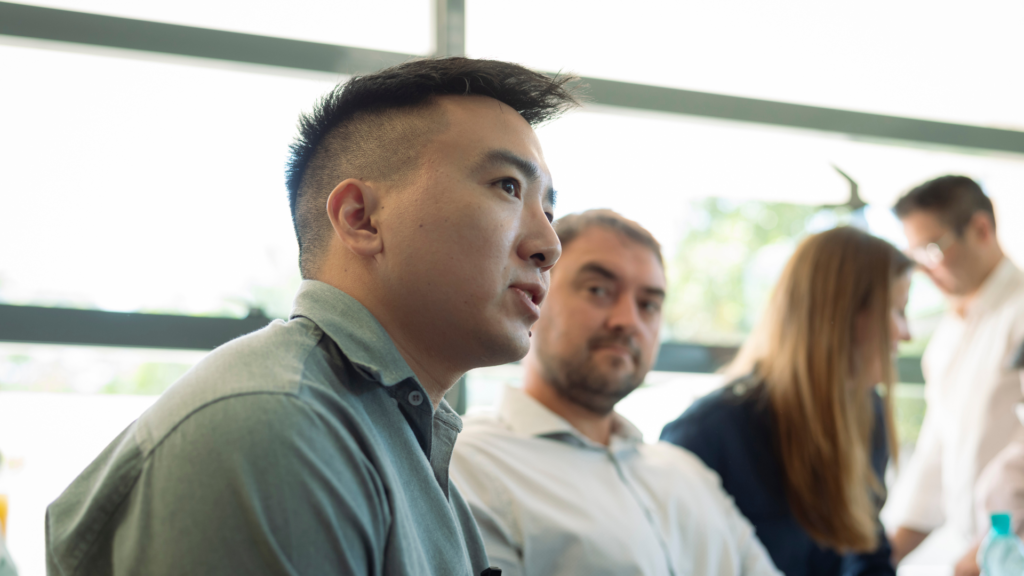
[992,512,1012,535]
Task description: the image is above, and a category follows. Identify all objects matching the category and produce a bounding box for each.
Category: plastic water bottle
[977,512,1024,576]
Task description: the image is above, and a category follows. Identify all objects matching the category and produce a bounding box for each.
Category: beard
[539,330,647,416]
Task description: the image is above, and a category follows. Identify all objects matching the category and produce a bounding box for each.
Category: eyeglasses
[907,231,956,269]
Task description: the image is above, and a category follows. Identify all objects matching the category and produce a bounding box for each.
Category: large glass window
[533,107,1024,345]
[468,0,1024,130]
[0,40,340,318]
[0,388,160,576]
[535,108,1024,251]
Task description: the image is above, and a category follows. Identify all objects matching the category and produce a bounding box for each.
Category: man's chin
[466,327,532,368]
[592,355,637,376]
[565,387,632,416]
[504,332,532,363]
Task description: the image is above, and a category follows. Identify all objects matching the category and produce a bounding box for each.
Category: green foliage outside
[664,198,823,344]
[0,353,56,392]
[101,362,192,395]
[662,197,940,354]
[892,384,927,448]
[662,197,932,448]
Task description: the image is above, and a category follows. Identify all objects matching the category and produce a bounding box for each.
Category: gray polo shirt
[45,280,490,576]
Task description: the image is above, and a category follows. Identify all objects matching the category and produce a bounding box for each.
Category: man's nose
[607,294,642,334]
[518,207,561,272]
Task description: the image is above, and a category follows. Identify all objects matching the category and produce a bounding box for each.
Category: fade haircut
[554,209,663,267]
[285,57,581,278]
[894,175,996,235]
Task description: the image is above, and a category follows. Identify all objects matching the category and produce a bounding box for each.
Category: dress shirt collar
[498,385,644,451]
[289,279,417,388]
[289,280,464,466]
[965,257,1024,320]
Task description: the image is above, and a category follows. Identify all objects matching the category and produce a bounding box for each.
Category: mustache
[587,332,641,362]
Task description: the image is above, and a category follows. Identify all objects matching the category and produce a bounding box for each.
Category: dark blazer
[660,377,895,576]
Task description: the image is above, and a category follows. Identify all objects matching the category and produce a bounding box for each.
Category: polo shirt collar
[498,385,644,450]
[289,280,417,388]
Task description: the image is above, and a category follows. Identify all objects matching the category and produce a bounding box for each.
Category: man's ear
[969,211,996,246]
[326,178,382,257]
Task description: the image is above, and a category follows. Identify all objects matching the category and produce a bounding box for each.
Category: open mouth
[509,283,545,320]
[509,283,545,306]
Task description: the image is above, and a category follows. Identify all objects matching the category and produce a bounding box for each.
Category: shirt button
[408,390,424,406]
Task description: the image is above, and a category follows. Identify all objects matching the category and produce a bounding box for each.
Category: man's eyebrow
[578,262,618,281]
[642,287,667,299]
[474,149,542,183]
[579,262,666,298]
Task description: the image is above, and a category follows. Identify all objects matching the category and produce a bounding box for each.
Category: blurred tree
[102,362,191,395]
[663,198,822,345]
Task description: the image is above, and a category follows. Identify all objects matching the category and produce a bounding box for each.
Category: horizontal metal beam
[0,1,414,75]
[583,77,1024,155]
[653,341,925,383]
[896,356,925,385]
[3,1,1022,155]
[0,304,273,350]
[0,304,925,382]
[653,342,738,373]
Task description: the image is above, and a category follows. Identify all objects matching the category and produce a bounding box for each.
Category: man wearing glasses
[887,176,1024,576]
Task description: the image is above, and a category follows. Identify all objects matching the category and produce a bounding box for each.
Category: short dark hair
[893,175,996,235]
[285,57,581,278]
[554,209,663,267]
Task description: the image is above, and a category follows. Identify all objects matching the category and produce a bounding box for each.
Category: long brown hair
[728,226,912,552]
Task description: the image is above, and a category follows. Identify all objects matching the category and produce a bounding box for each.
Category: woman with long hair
[661,226,913,576]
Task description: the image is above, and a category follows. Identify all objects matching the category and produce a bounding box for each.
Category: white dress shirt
[886,258,1024,542]
[450,386,781,576]
[975,434,1024,538]
[973,402,1024,538]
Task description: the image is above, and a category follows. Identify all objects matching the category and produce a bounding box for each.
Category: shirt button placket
[408,390,424,407]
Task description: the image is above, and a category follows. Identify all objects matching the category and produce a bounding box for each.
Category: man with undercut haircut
[451,210,781,576]
[46,58,577,576]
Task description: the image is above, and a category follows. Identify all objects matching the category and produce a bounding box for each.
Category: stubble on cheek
[540,345,644,415]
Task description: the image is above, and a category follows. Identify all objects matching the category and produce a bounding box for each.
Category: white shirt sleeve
[887,405,946,532]
[689,455,783,576]
[975,437,1024,538]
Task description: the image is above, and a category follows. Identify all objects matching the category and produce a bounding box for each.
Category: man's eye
[545,211,554,223]
[498,179,519,197]
[589,286,608,297]
[641,301,662,314]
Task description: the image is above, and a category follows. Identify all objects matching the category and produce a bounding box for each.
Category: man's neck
[522,373,615,446]
[389,337,461,409]
[318,273,459,409]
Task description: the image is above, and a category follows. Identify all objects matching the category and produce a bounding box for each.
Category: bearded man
[450,209,781,576]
